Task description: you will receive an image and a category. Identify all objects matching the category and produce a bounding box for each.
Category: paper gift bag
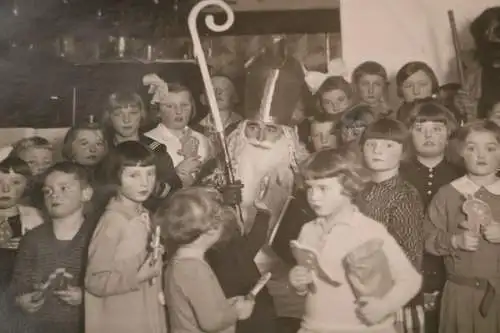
[344,239,394,299]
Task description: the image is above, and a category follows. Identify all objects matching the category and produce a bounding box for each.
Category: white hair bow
[0,145,13,163]
[143,73,170,104]
[303,58,349,95]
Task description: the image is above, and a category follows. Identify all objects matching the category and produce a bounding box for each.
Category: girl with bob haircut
[289,147,422,333]
[314,76,353,117]
[159,186,256,333]
[85,141,167,333]
[425,120,500,333]
[351,61,392,118]
[396,62,439,102]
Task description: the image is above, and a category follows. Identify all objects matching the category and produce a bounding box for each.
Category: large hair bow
[0,146,13,163]
[303,58,349,95]
[143,73,170,104]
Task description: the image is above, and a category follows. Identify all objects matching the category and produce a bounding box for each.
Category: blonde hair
[101,91,146,128]
[154,186,237,245]
[13,136,53,156]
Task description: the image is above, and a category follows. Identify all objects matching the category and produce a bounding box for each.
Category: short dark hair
[102,141,156,186]
[405,100,458,135]
[352,61,388,85]
[0,156,32,178]
[395,61,439,98]
[454,120,500,148]
[338,104,376,129]
[360,117,410,147]
[43,161,91,188]
[300,147,371,198]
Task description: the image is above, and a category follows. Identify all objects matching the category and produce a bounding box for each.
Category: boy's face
[461,131,500,176]
[363,139,403,172]
[212,76,236,111]
[401,70,433,102]
[0,171,27,209]
[110,106,142,139]
[43,171,91,218]
[357,74,385,106]
[119,165,156,203]
[411,121,448,158]
[321,89,351,115]
[71,129,107,166]
[310,121,336,152]
[19,147,54,176]
[159,91,193,130]
[488,103,500,127]
[306,177,349,218]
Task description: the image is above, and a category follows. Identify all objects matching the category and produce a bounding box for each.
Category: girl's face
[411,121,448,158]
[401,70,434,102]
[119,165,156,204]
[159,91,193,130]
[306,177,350,218]
[71,129,107,166]
[488,103,500,127]
[310,121,336,152]
[42,171,90,218]
[0,171,27,209]
[357,74,386,106]
[320,89,351,115]
[461,131,500,177]
[110,106,142,139]
[363,139,403,172]
[19,147,54,176]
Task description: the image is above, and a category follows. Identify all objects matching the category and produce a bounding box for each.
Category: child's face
[461,131,500,177]
[110,106,142,139]
[363,139,403,172]
[401,70,433,102]
[306,177,349,218]
[341,122,367,144]
[71,129,107,166]
[488,103,500,127]
[320,89,351,115]
[19,147,54,176]
[159,91,193,130]
[357,74,385,106]
[0,171,27,209]
[212,76,236,111]
[43,171,89,218]
[310,121,336,151]
[119,165,156,204]
[411,121,448,158]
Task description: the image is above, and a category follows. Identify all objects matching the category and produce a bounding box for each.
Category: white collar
[145,123,187,142]
[451,175,500,196]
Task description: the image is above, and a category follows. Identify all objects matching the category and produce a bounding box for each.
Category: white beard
[236,137,292,216]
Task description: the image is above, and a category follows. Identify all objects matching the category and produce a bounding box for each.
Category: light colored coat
[84,198,167,333]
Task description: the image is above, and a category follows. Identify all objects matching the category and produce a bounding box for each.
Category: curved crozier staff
[188,0,245,226]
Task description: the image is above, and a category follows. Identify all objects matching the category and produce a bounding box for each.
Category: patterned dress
[356,175,425,333]
[425,176,500,333]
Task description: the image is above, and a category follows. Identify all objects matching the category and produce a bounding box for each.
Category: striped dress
[356,175,425,333]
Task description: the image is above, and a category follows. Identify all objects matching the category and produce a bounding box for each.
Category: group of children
[0,56,499,333]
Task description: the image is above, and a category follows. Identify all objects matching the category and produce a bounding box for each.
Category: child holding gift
[85,141,166,333]
[425,120,500,333]
[10,162,95,333]
[289,148,421,333]
[159,187,255,333]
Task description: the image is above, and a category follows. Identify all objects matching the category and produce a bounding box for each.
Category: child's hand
[137,254,162,283]
[482,222,500,243]
[356,296,390,325]
[229,296,255,320]
[452,231,480,251]
[289,265,313,292]
[53,286,82,306]
[176,157,202,175]
[16,292,45,313]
